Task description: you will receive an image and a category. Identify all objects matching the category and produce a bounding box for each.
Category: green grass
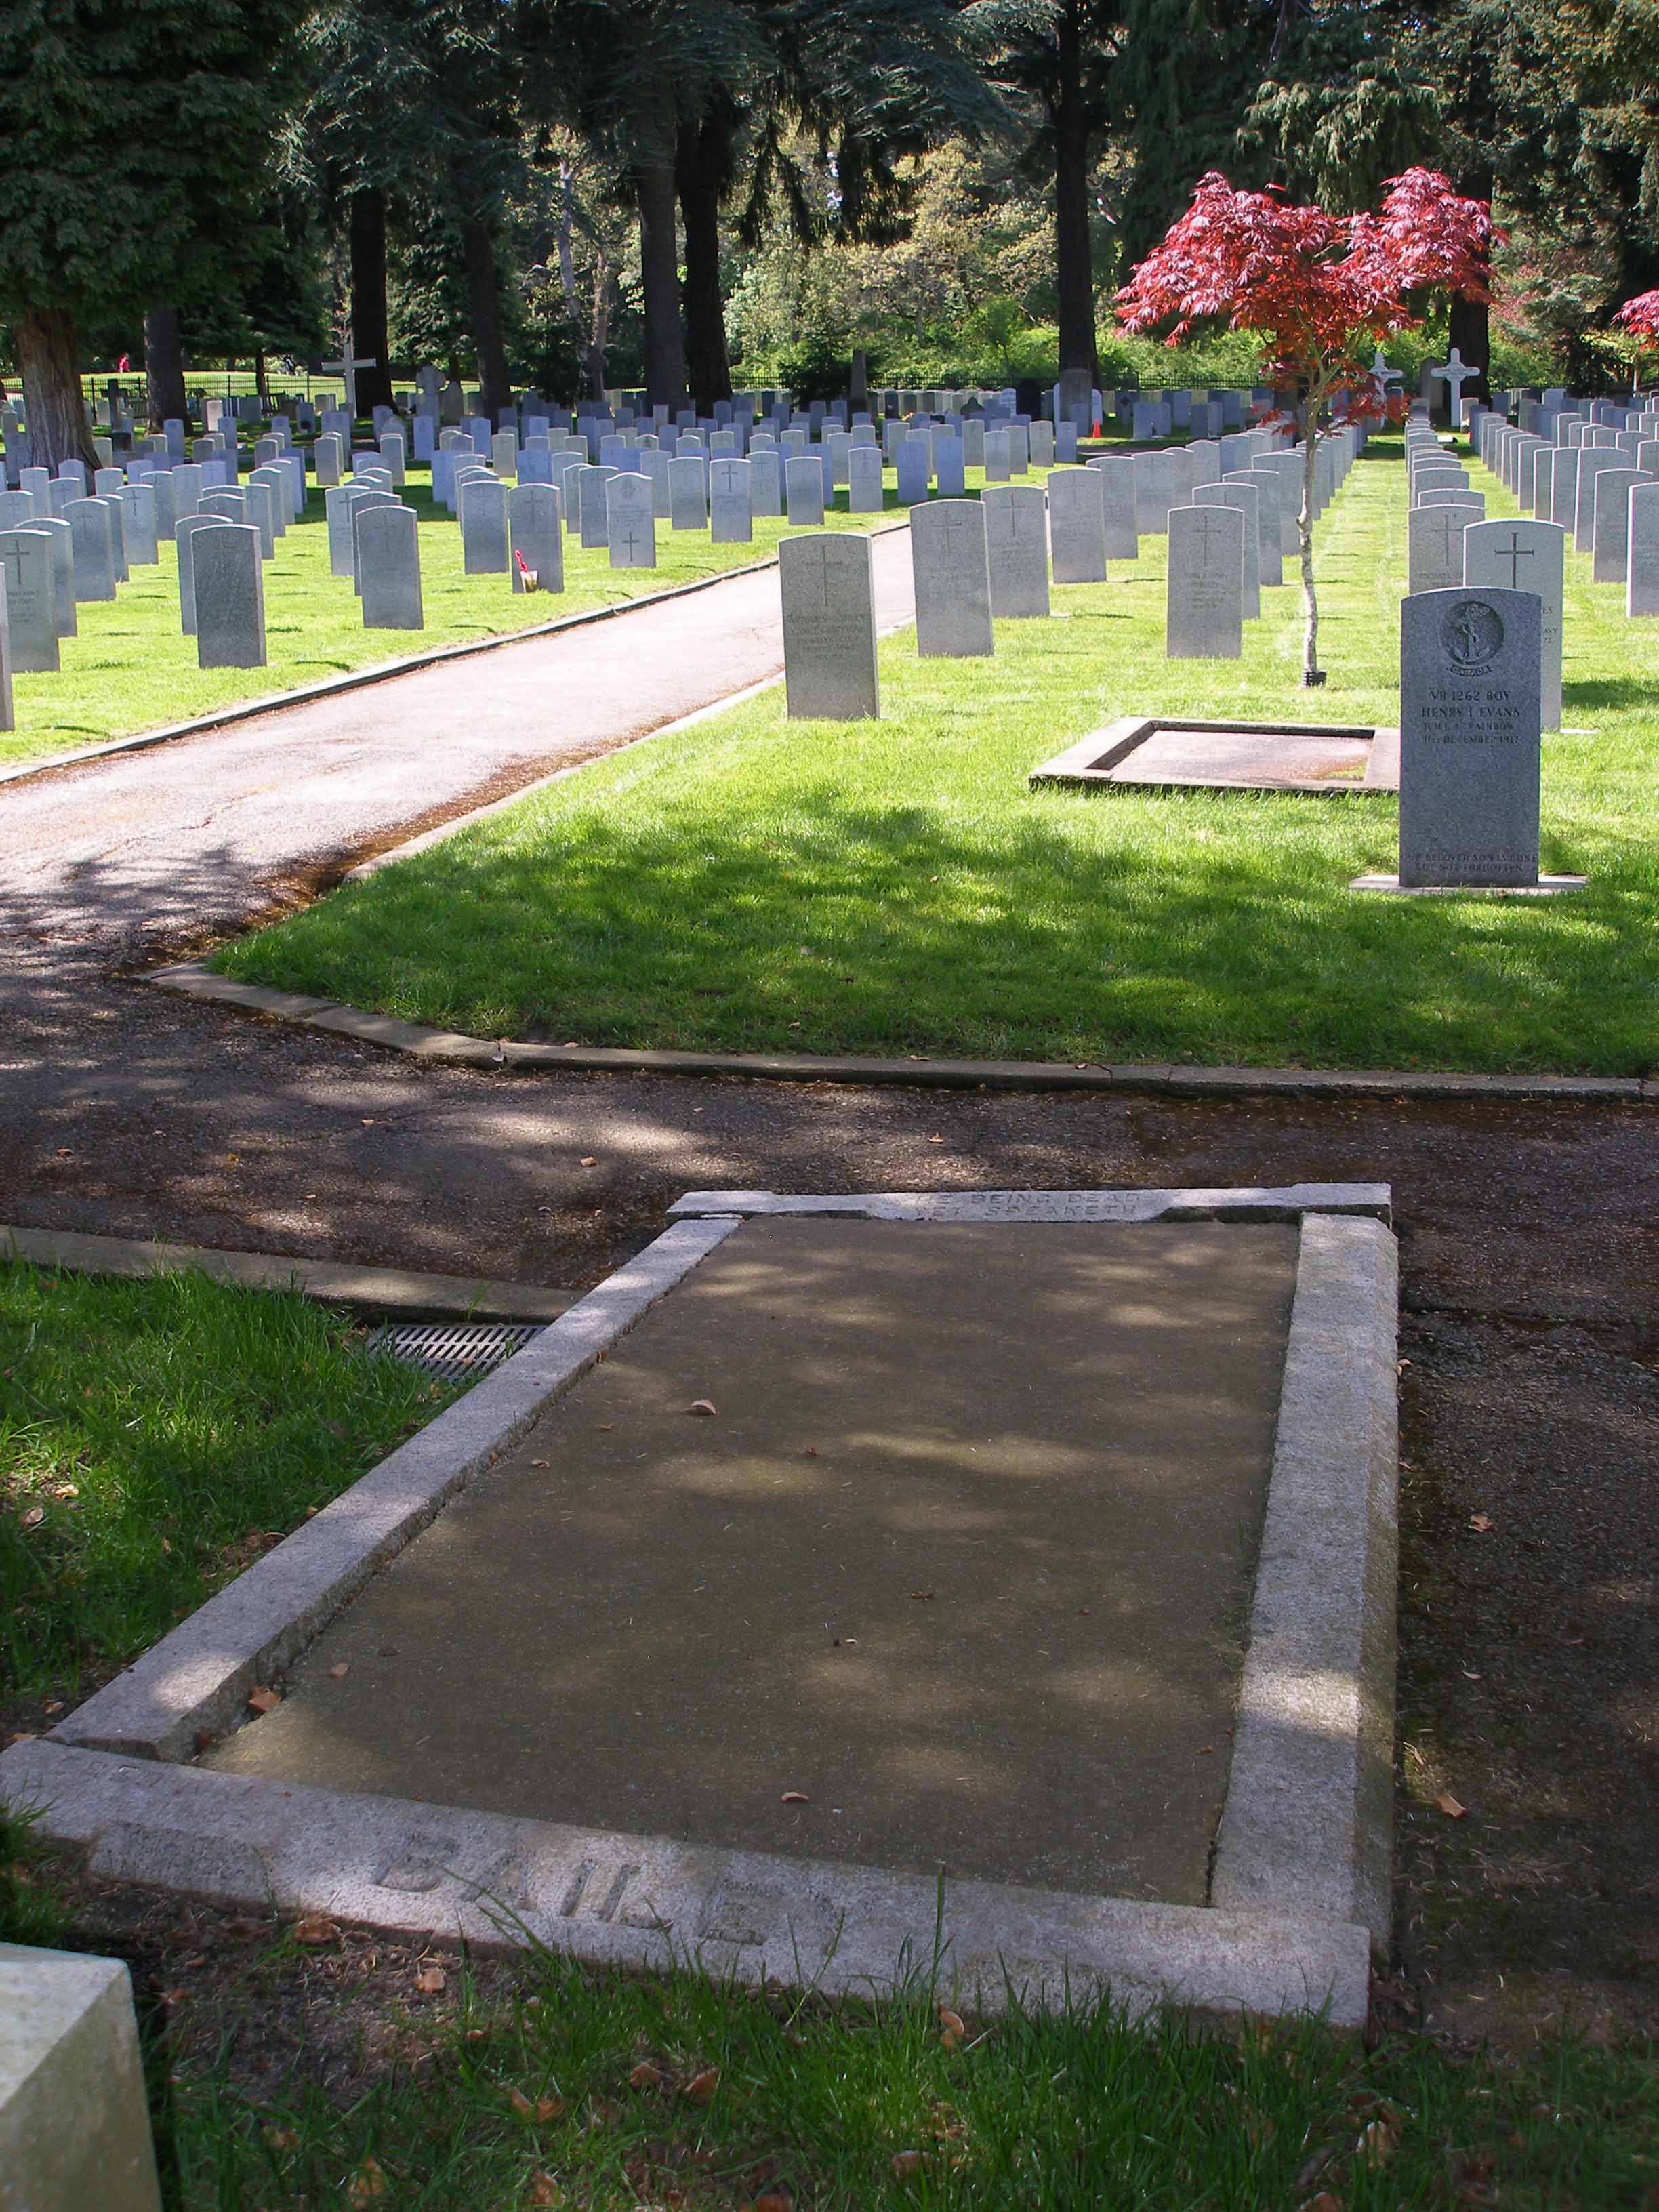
[0,465,928,769]
[0,1262,457,1702]
[218,438,1659,1076]
[169,1948,1657,2209]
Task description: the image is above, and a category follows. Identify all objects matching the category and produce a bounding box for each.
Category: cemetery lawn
[218,437,1657,1078]
[0,1261,455,1713]
[0,470,913,771]
[151,1945,1656,2208]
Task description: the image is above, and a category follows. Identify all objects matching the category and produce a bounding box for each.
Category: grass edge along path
[0,466,1005,772]
[217,437,1658,1078]
[0,1260,457,1709]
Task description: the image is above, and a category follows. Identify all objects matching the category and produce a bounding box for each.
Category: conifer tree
[0,0,305,469]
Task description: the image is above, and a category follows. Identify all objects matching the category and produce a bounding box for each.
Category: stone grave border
[3,1185,1395,2030]
[0,519,910,792]
[1030,716,1401,797]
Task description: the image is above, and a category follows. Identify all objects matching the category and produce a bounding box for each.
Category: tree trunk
[1450,165,1495,407]
[676,112,733,410]
[254,349,270,405]
[144,306,188,433]
[16,306,98,474]
[350,186,395,413]
[1053,0,1097,383]
[461,216,513,417]
[636,148,687,412]
[588,252,611,401]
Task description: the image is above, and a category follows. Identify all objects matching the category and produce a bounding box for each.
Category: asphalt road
[0,527,917,948]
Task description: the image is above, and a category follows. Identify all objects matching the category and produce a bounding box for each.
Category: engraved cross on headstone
[0,539,28,593]
[1493,531,1535,589]
[1194,508,1227,562]
[797,541,834,607]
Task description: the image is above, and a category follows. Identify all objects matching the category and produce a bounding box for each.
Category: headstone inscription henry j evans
[1394,587,1546,888]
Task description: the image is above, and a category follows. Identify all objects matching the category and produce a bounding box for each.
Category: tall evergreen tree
[0,0,305,469]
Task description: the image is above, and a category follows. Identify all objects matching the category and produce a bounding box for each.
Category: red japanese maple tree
[1612,290,1659,392]
[1116,169,1498,681]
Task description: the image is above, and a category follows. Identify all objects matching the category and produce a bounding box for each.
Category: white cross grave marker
[1428,348,1478,430]
[1370,350,1404,408]
[321,334,377,422]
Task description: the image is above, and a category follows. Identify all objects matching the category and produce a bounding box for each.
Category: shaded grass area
[0,1261,456,1704]
[168,1946,1656,2209]
[0,466,926,769]
[220,441,1658,1075]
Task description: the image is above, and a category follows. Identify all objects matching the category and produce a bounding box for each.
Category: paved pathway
[1,529,916,947]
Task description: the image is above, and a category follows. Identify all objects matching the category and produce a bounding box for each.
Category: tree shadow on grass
[245,795,1656,1075]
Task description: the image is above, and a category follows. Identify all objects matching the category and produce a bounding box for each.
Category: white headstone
[909,499,994,657]
[1397,588,1542,886]
[779,533,879,719]
[1166,501,1243,659]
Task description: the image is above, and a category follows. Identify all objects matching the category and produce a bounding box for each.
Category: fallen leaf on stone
[247,1685,281,1714]
[1196,1744,1215,1755]
[414,1965,446,1994]
[928,1134,945,1143]
[580,1156,598,1167]
[1436,1791,1469,1818]
[682,2067,720,2104]
[346,2156,388,2203]
[781,1790,809,1804]
[938,2007,966,2049]
[361,1119,377,1127]
[1468,1513,1494,1534]
[803,1446,819,1456]
[529,2174,565,2206]
[629,2060,670,2090]
[19,1506,43,1530]
[891,2150,923,2178]
[329,1663,350,1679]
[292,1914,340,1947]
[530,1459,550,1469]
[689,1399,718,1416]
[909,1591,935,1602]
[1462,1670,1483,1681]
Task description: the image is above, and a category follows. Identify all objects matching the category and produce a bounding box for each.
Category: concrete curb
[145,962,1656,1103]
[48,1217,741,1762]
[666,1184,1394,1225]
[1210,1214,1399,1949]
[0,1224,571,1324]
[0,519,909,792]
[0,1740,1370,2028]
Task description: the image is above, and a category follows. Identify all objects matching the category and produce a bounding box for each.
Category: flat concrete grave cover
[1031,716,1401,796]
[207,1217,1291,1904]
[7,1186,1397,2029]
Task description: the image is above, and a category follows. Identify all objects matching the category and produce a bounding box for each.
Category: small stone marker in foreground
[780,531,879,719]
[1166,502,1243,659]
[192,520,266,669]
[0,1942,163,2212]
[910,498,994,657]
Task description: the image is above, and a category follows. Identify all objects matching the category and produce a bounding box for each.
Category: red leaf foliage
[1116,168,1500,419]
[1612,288,1659,346]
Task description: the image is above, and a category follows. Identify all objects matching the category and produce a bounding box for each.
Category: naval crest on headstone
[1441,597,1503,672]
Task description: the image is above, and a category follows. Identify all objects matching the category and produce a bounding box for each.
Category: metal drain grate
[367,1319,542,1382]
